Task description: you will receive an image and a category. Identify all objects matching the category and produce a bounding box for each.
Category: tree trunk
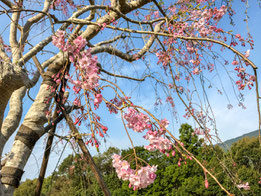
[0,57,65,195]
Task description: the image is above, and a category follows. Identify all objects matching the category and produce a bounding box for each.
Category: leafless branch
[0,0,13,8]
[91,21,163,62]
[20,0,52,46]
[9,2,23,62]
[94,33,126,47]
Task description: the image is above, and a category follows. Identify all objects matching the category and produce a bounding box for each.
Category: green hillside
[219,130,259,150]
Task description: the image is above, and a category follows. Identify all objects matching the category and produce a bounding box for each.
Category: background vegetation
[14,124,261,196]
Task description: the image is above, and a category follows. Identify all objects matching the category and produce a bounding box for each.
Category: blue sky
[1,0,261,180]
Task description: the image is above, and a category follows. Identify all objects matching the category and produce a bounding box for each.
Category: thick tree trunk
[0,60,29,125]
[0,87,26,158]
[0,88,12,130]
[0,57,65,195]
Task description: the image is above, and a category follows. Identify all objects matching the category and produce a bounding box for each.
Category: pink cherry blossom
[236,182,250,190]
[232,60,239,65]
[94,94,103,108]
[124,108,150,133]
[192,68,201,75]
[245,49,250,58]
[205,179,209,188]
[112,154,157,190]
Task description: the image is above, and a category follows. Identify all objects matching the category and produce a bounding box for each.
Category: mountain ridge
[218,129,259,149]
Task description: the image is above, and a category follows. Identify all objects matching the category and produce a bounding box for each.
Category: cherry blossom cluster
[112,154,157,190]
[155,3,228,76]
[236,182,250,190]
[193,127,211,137]
[190,5,227,37]
[143,130,173,154]
[124,108,150,133]
[52,31,100,93]
[143,119,177,157]
[94,94,103,108]
[156,50,172,68]
[166,96,175,108]
[51,0,76,16]
[232,55,256,90]
[123,108,175,156]
[106,97,123,114]
[64,50,100,91]
[52,30,87,60]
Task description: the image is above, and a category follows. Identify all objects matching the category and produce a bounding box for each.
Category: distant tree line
[14,124,261,196]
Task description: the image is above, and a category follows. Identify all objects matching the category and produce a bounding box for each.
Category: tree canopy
[0,0,261,195]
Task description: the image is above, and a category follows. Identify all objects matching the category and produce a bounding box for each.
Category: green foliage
[14,124,261,196]
[14,179,37,196]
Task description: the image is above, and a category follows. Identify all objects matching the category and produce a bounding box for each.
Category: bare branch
[94,33,126,47]
[91,21,163,61]
[100,67,150,81]
[74,22,258,69]
[9,2,23,62]
[20,0,52,46]
[32,56,44,76]
[0,0,13,8]
[80,0,152,40]
[58,102,111,196]
[17,34,53,67]
[22,1,153,69]
[67,5,163,25]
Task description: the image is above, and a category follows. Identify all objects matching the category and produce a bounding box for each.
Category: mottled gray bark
[1,57,65,195]
[0,87,26,158]
[0,61,28,129]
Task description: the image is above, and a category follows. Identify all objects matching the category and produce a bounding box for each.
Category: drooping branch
[133,105,233,196]
[58,102,111,196]
[35,78,69,196]
[254,69,261,145]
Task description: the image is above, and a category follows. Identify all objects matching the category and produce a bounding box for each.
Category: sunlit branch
[67,21,257,69]
[94,33,127,47]
[0,0,13,9]
[152,0,168,18]
[20,0,51,46]
[80,0,152,41]
[100,67,149,81]
[66,4,161,25]
[91,21,163,62]
[9,1,23,62]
